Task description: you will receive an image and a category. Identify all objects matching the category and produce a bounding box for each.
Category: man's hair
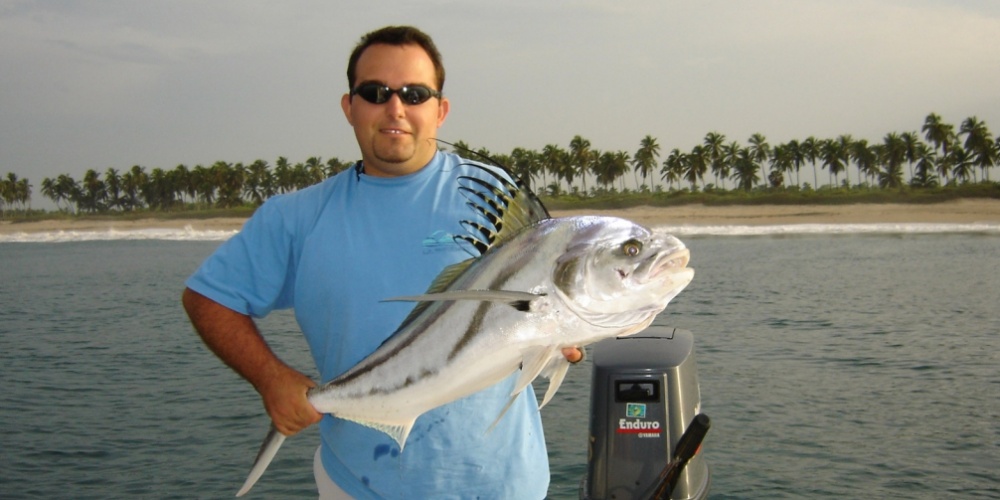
[346,26,445,93]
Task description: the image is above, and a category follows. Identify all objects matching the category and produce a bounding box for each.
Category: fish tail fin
[235,425,287,497]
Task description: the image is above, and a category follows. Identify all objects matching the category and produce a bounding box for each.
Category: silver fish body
[310,215,692,434]
[235,168,693,496]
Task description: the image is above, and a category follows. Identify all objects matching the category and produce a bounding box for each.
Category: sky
[2,0,999,200]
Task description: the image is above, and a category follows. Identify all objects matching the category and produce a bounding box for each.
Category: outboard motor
[581,326,710,500]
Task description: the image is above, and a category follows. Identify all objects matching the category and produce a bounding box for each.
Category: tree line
[2,112,997,216]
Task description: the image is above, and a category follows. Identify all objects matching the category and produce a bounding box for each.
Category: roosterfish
[236,163,694,496]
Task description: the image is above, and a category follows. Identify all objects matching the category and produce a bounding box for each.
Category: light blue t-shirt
[186,152,550,499]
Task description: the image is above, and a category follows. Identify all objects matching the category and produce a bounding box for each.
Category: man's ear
[436,96,450,127]
[340,93,354,126]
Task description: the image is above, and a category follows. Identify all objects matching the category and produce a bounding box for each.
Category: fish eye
[621,239,642,257]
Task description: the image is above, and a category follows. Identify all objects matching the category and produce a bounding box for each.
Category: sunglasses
[350,83,442,105]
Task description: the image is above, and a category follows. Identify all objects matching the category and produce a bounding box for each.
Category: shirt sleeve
[185,197,299,317]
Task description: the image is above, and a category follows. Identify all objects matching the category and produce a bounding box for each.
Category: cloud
[1,0,998,194]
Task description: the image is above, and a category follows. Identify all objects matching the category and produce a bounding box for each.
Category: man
[183,26,580,499]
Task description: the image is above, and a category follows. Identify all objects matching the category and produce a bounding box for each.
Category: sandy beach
[2,199,999,234]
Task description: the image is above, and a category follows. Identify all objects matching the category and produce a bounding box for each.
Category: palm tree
[818,139,844,187]
[923,113,953,152]
[191,165,215,206]
[291,162,310,191]
[731,147,759,191]
[910,142,939,188]
[244,159,272,205]
[326,157,350,178]
[768,143,791,188]
[144,167,177,209]
[593,150,629,190]
[721,141,741,189]
[850,139,878,187]
[960,116,995,181]
[900,132,921,183]
[948,146,975,183]
[305,156,326,185]
[879,132,907,189]
[274,156,294,194]
[684,145,708,190]
[510,147,539,190]
[541,144,569,195]
[1,173,16,214]
[747,133,770,189]
[55,174,82,213]
[214,161,246,207]
[80,169,105,212]
[786,139,804,188]
[41,177,60,211]
[569,135,592,194]
[122,166,147,210]
[660,149,684,191]
[801,136,820,189]
[835,135,854,187]
[703,132,727,189]
[104,168,123,210]
[632,135,660,192]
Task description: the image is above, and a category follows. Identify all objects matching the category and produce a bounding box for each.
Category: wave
[658,222,1000,237]
[2,222,998,243]
[0,225,238,243]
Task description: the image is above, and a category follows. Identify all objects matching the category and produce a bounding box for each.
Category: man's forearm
[182,287,288,392]
[181,287,322,434]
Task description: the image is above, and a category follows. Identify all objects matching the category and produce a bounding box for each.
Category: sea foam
[0,225,238,243]
[652,222,1000,237]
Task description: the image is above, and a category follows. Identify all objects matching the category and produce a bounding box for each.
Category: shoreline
[2,199,999,235]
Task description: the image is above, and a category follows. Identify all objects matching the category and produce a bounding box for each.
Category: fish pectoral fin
[339,416,416,451]
[538,357,571,410]
[384,290,545,312]
[236,425,287,497]
[513,345,559,396]
[486,346,560,434]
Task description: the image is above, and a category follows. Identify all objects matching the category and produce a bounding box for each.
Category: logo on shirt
[422,230,460,253]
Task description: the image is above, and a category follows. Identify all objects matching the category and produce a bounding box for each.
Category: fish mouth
[643,248,691,283]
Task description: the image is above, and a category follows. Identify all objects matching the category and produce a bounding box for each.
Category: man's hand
[182,288,322,436]
[258,368,323,436]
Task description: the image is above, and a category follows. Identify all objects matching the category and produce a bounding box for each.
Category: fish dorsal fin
[394,163,547,331]
[456,162,549,255]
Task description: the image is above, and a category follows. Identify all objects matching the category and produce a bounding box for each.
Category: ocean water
[1,223,998,499]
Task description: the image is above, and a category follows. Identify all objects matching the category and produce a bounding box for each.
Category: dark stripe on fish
[325,302,451,389]
[446,245,533,361]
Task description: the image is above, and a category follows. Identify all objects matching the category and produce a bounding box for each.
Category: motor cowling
[581,327,710,500]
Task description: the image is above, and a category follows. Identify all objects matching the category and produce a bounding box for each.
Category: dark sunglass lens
[355,84,386,104]
[354,84,437,105]
[400,86,431,105]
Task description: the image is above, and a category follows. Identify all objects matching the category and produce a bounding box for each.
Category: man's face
[341,43,450,178]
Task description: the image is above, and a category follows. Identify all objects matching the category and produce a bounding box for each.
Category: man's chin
[373,142,415,164]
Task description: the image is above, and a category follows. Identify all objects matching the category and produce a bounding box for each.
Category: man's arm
[181,287,322,435]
